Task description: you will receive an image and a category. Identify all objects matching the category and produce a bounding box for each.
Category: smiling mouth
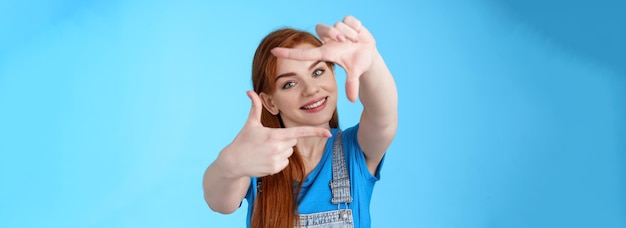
[301,97,327,110]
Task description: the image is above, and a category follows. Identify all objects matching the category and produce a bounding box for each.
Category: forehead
[275,43,318,77]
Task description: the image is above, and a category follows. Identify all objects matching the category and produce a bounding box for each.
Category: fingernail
[337,35,345,42]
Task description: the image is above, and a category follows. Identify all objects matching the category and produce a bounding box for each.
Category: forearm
[359,50,398,129]
[355,49,398,171]
[202,150,250,214]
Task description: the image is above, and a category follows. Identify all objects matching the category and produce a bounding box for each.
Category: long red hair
[251,28,339,228]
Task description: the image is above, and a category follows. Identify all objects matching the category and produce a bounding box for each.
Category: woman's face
[261,43,338,129]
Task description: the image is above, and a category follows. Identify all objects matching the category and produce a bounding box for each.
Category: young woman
[203,15,398,228]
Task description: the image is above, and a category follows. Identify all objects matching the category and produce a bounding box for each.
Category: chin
[303,111,335,127]
[318,111,336,126]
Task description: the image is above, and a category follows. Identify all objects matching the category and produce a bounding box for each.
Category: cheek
[279,94,304,109]
[322,75,338,91]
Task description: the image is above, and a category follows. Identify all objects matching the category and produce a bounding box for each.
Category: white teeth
[303,98,326,109]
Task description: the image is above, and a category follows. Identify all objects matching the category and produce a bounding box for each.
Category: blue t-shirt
[244,124,384,227]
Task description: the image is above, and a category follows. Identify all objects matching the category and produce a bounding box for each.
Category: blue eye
[313,69,325,77]
[282,81,296,89]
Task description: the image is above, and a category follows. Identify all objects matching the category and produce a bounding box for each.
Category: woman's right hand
[216,91,331,179]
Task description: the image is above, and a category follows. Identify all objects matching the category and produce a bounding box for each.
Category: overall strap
[330,131,353,204]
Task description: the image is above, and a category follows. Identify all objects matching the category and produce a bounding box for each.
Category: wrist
[361,50,385,80]
[215,145,245,180]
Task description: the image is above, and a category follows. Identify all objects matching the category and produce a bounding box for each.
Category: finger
[274,158,290,174]
[316,24,345,42]
[246,90,263,124]
[285,138,298,147]
[279,146,294,160]
[343,15,362,33]
[345,71,361,103]
[334,22,359,42]
[271,47,324,61]
[275,126,331,140]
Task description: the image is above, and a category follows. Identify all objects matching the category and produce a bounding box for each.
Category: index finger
[275,126,331,140]
[271,47,323,61]
[343,15,362,33]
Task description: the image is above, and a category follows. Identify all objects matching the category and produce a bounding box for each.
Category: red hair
[250,28,339,228]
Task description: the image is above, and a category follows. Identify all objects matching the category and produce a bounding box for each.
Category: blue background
[1,0,625,227]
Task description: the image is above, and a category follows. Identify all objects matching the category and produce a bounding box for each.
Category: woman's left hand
[271,15,377,103]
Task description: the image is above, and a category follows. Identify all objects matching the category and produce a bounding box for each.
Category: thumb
[246,90,263,124]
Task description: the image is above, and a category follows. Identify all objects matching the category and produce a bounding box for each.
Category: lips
[301,97,327,110]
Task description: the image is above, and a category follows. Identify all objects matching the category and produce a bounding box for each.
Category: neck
[283,121,331,158]
[296,135,329,159]
[295,134,329,177]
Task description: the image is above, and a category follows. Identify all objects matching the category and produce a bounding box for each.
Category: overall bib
[296,131,354,228]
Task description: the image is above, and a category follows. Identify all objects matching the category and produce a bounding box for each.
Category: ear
[259,92,280,115]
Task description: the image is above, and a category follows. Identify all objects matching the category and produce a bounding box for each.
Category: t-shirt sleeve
[244,177,256,227]
[244,177,256,205]
[342,123,385,182]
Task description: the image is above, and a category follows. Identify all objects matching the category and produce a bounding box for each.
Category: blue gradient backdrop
[1,0,624,227]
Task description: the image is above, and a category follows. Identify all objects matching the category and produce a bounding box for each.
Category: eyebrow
[275,60,323,82]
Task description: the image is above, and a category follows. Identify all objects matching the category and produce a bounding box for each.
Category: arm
[270,16,398,175]
[202,91,331,213]
[357,51,398,174]
[202,146,251,214]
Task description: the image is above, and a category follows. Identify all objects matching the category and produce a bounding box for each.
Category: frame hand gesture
[271,16,377,103]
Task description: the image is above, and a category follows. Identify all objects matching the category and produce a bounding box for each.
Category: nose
[301,80,320,97]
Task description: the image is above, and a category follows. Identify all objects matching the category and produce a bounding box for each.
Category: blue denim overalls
[296,131,354,228]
